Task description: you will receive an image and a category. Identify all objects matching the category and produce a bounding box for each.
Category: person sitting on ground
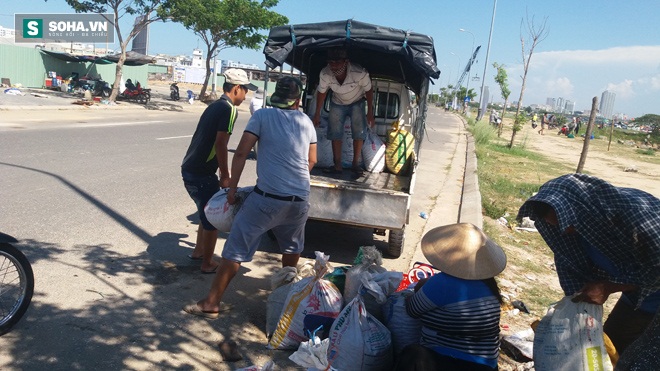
[394,223,507,371]
[312,47,375,177]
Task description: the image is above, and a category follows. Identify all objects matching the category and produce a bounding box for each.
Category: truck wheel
[386,228,405,258]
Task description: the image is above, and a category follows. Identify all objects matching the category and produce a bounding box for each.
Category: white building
[600,90,616,119]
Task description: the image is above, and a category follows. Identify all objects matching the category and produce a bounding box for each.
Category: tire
[138,94,148,105]
[386,227,405,258]
[0,243,34,335]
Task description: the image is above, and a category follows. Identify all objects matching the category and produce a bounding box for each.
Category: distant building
[556,97,564,113]
[564,100,575,114]
[546,97,556,109]
[0,25,15,38]
[131,15,149,55]
[600,90,616,119]
[191,49,204,68]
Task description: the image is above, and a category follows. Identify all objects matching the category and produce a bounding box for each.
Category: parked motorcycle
[0,232,34,336]
[120,79,150,104]
[170,82,180,101]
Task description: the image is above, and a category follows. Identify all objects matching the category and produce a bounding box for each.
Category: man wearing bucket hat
[517,173,660,357]
[181,68,257,273]
[184,76,317,319]
[312,47,375,177]
[395,223,506,371]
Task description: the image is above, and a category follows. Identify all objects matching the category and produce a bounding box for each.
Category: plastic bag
[382,289,422,355]
[327,296,393,371]
[533,296,613,371]
[203,186,253,232]
[289,332,335,371]
[268,252,343,350]
[235,360,275,371]
[362,129,386,173]
[344,246,387,305]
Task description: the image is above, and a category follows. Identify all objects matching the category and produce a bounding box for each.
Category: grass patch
[475,142,570,220]
[636,148,655,156]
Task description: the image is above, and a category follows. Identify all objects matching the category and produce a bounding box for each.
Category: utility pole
[477,0,497,121]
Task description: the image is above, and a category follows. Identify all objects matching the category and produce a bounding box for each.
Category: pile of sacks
[266,246,426,371]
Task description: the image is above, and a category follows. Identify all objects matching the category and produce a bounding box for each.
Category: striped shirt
[517,174,660,308]
[317,62,372,105]
[406,273,500,367]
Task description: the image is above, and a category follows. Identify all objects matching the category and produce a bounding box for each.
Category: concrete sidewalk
[0,84,251,113]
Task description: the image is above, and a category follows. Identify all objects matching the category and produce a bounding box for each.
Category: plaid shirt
[517,174,660,307]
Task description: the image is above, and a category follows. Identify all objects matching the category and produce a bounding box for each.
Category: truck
[262,19,440,257]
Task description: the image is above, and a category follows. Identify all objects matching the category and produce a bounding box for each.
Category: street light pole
[478,0,498,121]
[459,28,475,115]
[450,52,461,110]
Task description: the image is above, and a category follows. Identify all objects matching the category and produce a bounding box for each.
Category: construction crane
[455,45,481,98]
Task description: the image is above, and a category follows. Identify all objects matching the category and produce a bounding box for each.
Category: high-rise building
[131,15,149,55]
[564,100,575,114]
[600,90,616,119]
[556,97,565,113]
[546,97,556,109]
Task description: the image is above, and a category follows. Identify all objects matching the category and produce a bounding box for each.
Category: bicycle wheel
[0,243,34,335]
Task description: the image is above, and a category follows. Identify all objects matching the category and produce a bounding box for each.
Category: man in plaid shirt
[518,174,659,356]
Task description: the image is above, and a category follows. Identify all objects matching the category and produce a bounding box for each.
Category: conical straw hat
[421,223,507,280]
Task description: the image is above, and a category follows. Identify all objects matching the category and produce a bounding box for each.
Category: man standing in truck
[312,48,375,178]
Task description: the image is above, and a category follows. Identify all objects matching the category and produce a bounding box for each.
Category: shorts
[221,191,310,263]
[182,171,220,231]
[327,99,367,141]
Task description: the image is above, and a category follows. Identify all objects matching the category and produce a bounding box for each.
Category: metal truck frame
[262,19,440,257]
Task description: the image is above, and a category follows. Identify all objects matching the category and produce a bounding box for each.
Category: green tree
[60,0,170,102]
[166,0,288,99]
[635,114,660,144]
[510,12,548,148]
[492,62,510,137]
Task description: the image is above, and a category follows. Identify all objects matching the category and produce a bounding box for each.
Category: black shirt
[181,95,237,176]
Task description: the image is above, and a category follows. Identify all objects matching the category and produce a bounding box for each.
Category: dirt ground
[523,125,659,198]
[492,121,658,369]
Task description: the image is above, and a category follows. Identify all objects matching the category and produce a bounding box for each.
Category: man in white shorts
[312,48,375,177]
[184,76,317,318]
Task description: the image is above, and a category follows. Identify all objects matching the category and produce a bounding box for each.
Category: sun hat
[223,68,257,91]
[269,76,303,109]
[421,223,507,280]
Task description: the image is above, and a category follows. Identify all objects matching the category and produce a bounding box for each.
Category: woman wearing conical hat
[394,223,506,371]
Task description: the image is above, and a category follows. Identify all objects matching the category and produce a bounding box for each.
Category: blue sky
[2,0,660,117]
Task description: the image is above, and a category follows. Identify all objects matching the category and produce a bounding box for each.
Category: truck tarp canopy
[263,19,440,95]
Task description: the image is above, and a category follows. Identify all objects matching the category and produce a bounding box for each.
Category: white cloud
[495,45,660,116]
[545,77,574,97]
[606,80,635,99]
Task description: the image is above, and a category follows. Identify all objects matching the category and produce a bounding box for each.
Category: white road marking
[156,135,192,140]
[77,120,165,128]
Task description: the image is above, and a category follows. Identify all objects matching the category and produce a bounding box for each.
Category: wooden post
[576,97,598,173]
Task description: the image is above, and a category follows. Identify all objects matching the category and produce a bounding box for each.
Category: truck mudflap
[307,178,410,230]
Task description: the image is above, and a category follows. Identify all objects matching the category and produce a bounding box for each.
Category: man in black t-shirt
[181,68,257,273]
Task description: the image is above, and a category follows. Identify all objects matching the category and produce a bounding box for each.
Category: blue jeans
[327,99,367,141]
[182,171,220,230]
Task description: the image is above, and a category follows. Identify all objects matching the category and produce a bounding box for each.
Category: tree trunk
[576,97,598,173]
[498,99,508,137]
[109,46,127,102]
[200,53,212,99]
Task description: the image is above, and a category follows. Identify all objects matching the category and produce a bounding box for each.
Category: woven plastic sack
[382,289,422,355]
[326,296,393,371]
[534,296,613,371]
[385,121,414,175]
[203,186,253,232]
[268,252,343,350]
[362,128,386,173]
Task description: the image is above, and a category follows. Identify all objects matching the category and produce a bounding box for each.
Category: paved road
[0,105,473,370]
